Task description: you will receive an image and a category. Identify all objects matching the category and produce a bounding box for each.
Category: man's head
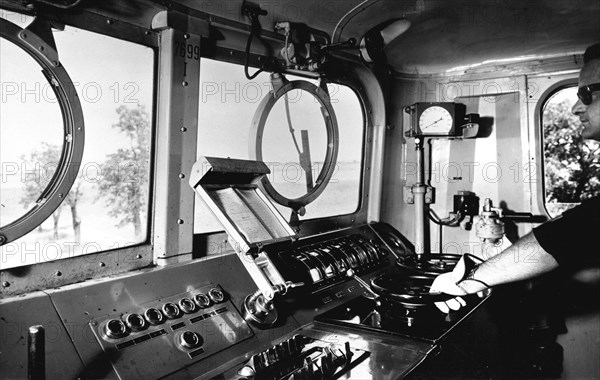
[572,42,600,141]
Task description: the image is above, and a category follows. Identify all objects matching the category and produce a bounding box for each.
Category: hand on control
[429,254,489,313]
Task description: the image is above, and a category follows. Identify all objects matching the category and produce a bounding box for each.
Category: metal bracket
[403,185,435,204]
[19,17,62,67]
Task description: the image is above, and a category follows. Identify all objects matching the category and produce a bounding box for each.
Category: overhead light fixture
[360,18,411,63]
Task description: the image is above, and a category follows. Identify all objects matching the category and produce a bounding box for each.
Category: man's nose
[571,98,586,115]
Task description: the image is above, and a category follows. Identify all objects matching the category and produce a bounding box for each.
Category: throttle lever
[346,269,381,306]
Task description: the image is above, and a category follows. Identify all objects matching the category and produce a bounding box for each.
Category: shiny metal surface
[300,325,436,380]
[89,284,252,379]
[0,292,85,379]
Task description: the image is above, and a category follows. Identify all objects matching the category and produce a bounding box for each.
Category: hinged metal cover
[189,156,297,255]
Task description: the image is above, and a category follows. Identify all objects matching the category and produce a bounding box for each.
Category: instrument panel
[89,284,253,379]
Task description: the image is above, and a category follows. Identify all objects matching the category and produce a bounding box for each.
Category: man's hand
[429,271,467,313]
[429,254,489,313]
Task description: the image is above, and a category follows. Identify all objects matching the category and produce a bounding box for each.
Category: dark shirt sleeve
[533,196,600,266]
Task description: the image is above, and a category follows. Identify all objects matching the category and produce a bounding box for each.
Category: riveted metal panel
[152,21,201,263]
[0,292,85,379]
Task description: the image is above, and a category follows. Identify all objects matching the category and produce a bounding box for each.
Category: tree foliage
[543,96,600,209]
[96,105,150,238]
[20,142,82,240]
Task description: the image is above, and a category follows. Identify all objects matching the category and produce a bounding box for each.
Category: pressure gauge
[405,102,466,137]
[419,106,453,134]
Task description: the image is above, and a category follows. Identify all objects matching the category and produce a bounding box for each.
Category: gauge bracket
[405,102,474,138]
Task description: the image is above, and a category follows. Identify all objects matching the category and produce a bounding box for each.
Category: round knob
[162,302,181,319]
[144,308,164,325]
[208,287,225,303]
[178,298,196,314]
[179,331,203,349]
[124,313,147,332]
[237,365,255,377]
[104,319,128,339]
[194,293,211,308]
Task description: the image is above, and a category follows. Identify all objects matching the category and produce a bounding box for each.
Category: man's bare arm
[459,231,559,292]
[430,232,560,312]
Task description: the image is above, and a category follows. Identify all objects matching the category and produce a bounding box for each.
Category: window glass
[0,30,63,228]
[542,86,600,217]
[195,59,363,233]
[261,88,329,200]
[0,14,154,269]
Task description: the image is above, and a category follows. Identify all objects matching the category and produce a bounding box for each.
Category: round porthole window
[0,18,84,246]
[249,73,339,214]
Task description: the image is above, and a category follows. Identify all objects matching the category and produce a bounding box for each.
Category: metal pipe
[413,139,427,255]
[28,325,45,380]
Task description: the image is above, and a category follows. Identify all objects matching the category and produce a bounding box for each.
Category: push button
[104,319,128,339]
[179,331,203,349]
[178,297,196,314]
[124,313,146,332]
[162,302,181,319]
[208,287,225,303]
[144,308,164,325]
[194,293,211,308]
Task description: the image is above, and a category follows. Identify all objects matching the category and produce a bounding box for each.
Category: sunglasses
[577,83,600,105]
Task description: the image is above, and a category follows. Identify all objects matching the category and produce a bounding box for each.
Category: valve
[241,281,304,329]
[453,190,479,230]
[476,198,505,244]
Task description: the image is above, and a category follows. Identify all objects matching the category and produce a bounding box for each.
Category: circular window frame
[0,18,84,246]
[249,75,339,210]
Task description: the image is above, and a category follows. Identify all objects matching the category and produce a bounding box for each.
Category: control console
[90,283,253,379]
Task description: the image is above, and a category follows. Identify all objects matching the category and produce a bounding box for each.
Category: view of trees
[20,143,83,241]
[19,105,150,242]
[543,92,600,215]
[95,104,151,239]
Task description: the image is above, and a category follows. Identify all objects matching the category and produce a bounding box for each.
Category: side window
[0,15,154,268]
[542,86,600,217]
[195,59,364,234]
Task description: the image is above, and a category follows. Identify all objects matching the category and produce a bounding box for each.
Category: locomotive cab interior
[1,0,599,379]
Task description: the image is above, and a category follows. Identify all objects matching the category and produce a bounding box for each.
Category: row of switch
[237,334,307,377]
[236,335,354,379]
[103,287,225,340]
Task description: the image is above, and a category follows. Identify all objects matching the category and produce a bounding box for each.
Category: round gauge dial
[418,106,453,135]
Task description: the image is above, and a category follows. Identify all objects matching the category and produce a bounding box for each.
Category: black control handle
[28,325,45,380]
[502,212,547,223]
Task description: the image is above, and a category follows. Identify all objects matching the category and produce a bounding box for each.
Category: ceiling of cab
[189,0,600,75]
[5,0,598,75]
[335,0,600,74]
